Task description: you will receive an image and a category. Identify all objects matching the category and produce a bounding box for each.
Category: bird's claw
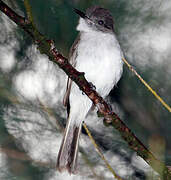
[89,82,96,91]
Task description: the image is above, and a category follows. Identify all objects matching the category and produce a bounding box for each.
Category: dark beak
[74,8,87,19]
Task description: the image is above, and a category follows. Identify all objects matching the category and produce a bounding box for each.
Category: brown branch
[0,1,170,179]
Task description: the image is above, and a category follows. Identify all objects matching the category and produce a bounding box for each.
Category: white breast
[75,30,123,98]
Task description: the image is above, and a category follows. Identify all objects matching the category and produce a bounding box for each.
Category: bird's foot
[89,82,96,91]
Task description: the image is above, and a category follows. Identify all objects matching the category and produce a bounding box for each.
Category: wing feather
[63,34,80,107]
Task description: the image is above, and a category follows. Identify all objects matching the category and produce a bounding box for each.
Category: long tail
[57,116,82,174]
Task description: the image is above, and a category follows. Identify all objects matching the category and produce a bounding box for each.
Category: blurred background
[0,0,171,179]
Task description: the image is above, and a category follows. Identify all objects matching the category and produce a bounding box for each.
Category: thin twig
[122,57,171,113]
[83,123,123,180]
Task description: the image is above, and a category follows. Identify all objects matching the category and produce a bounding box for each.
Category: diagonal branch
[0,1,170,179]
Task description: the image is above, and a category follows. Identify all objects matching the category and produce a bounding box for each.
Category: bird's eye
[98,20,104,25]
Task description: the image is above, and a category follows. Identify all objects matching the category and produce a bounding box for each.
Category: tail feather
[57,118,82,174]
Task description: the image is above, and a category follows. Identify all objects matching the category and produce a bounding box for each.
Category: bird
[57,5,123,174]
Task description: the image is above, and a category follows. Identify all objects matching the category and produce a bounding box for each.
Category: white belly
[75,31,123,97]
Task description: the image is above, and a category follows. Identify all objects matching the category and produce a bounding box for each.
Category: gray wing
[63,34,80,107]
